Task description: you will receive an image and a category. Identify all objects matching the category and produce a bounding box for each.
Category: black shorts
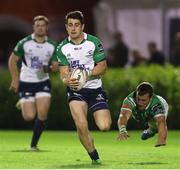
[67,87,109,113]
[19,79,51,99]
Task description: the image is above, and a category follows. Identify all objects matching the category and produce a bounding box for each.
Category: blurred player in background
[117,82,168,147]
[8,15,58,150]
[56,11,112,164]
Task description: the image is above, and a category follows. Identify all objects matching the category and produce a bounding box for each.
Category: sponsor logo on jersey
[70,60,85,69]
[36,45,43,48]
[98,43,104,53]
[85,50,93,57]
[74,47,82,50]
[31,56,42,69]
[67,53,71,57]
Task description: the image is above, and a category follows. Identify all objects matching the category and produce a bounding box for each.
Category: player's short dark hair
[136,82,153,97]
[65,11,84,25]
[33,15,49,25]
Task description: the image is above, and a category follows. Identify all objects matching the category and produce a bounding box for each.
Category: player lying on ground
[117,82,168,147]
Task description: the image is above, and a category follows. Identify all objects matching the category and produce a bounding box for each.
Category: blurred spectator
[170,32,180,66]
[148,41,165,65]
[108,32,129,67]
[131,48,147,67]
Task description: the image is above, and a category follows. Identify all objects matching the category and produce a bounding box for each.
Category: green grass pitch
[0,130,179,169]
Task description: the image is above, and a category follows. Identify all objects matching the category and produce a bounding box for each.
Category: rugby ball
[70,68,87,91]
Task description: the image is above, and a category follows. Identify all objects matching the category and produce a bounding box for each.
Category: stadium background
[0,0,180,130]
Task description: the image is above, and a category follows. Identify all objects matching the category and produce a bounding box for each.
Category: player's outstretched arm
[117,109,132,140]
[154,116,167,147]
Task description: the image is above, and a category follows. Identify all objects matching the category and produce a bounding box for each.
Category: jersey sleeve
[55,42,69,66]
[13,40,24,58]
[121,97,135,112]
[151,103,166,117]
[48,39,58,62]
[93,37,106,63]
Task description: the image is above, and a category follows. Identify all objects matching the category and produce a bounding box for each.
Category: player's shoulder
[17,35,32,45]
[150,94,168,115]
[151,94,165,104]
[126,92,135,100]
[86,33,101,43]
[123,92,136,106]
[56,38,69,50]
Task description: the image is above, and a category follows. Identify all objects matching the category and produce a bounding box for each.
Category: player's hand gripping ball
[70,68,87,91]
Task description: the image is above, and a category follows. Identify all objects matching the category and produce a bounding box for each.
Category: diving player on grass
[117,82,168,147]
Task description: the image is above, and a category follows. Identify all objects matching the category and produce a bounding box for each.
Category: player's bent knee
[23,114,35,121]
[98,122,111,131]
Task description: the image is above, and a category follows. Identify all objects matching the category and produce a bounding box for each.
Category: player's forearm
[157,123,167,144]
[8,54,19,81]
[59,66,70,85]
[91,60,107,76]
[118,113,128,129]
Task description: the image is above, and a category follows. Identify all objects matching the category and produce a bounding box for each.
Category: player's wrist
[62,77,68,85]
[119,125,127,134]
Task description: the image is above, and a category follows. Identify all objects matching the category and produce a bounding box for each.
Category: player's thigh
[93,109,112,131]
[21,97,36,121]
[35,92,51,120]
[69,100,88,128]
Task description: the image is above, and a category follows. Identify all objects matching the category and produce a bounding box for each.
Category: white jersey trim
[121,108,132,112]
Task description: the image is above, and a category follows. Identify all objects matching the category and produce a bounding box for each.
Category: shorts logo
[25,92,32,96]
[96,94,104,101]
[73,92,82,97]
[43,86,50,91]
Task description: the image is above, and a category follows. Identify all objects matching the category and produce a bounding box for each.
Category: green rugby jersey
[121,92,168,124]
[13,34,56,82]
[56,33,106,89]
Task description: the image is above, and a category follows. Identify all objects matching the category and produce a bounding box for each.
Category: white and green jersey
[121,92,168,124]
[56,33,106,89]
[13,34,56,82]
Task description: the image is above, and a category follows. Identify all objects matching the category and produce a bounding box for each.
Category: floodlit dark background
[1,0,180,129]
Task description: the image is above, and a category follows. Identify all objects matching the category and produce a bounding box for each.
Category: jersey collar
[68,32,87,44]
[31,33,48,43]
